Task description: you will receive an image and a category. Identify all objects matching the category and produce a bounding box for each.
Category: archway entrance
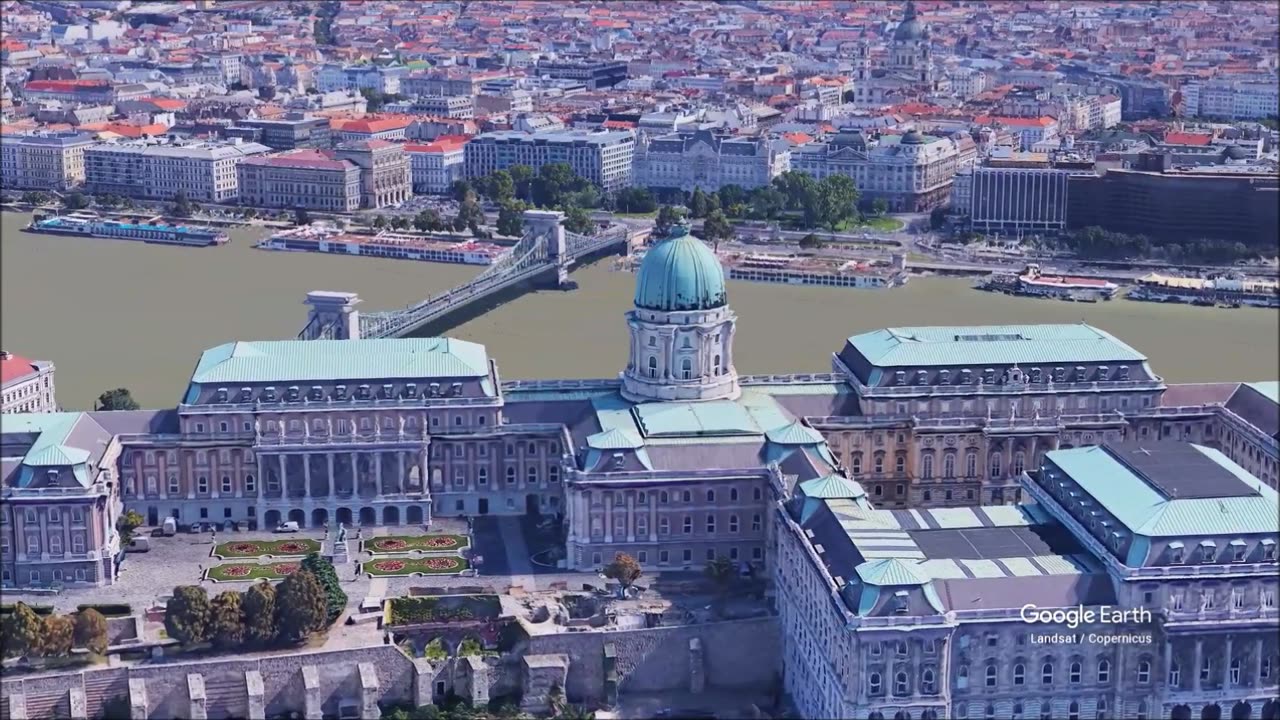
[147,506,159,526]
[265,509,281,528]
[288,509,305,527]
[1203,704,1223,720]
[1232,701,1253,720]
[1261,700,1280,720]
[359,507,376,526]
[312,508,329,528]
[407,506,423,526]
[383,506,400,525]
[1173,705,1194,720]
[526,494,540,516]
[478,498,489,515]
[337,507,353,527]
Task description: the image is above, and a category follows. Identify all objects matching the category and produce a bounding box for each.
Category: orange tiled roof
[1163,131,1213,146]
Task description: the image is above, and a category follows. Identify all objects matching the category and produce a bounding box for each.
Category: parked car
[274,521,300,533]
[127,537,151,552]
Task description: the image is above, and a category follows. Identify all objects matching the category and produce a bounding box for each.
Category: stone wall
[523,616,781,704]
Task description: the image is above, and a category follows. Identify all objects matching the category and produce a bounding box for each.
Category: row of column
[1165,635,1267,691]
[255,448,429,499]
[570,491,661,544]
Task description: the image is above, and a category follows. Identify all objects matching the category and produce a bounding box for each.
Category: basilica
[2,222,1277,720]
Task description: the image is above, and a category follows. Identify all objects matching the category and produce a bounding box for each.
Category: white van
[274,521,300,533]
[161,517,177,536]
[128,537,151,552]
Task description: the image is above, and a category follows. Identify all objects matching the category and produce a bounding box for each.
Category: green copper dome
[634,224,727,312]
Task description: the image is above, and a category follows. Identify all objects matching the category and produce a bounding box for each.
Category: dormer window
[1119,365,1130,380]
[983,368,995,383]
[286,386,300,401]
[1030,368,1042,383]
[310,385,323,400]
[239,387,252,401]
[939,369,951,384]
[915,370,928,385]
[1074,366,1087,382]
[1231,541,1246,562]
[216,387,228,402]
[1054,366,1065,382]
[894,370,906,385]
[335,385,347,400]
[357,384,370,399]
[451,383,462,395]
[47,469,60,485]
[611,453,625,469]
[1199,542,1216,563]
[429,383,440,397]
[1170,542,1185,564]
[1098,365,1109,380]
[405,383,417,398]
[263,387,276,401]
[382,384,394,399]
[1264,540,1277,561]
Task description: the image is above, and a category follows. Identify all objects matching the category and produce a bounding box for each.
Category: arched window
[647,356,658,378]
[1137,659,1151,683]
[1013,450,1026,475]
[681,357,692,380]
[1097,658,1110,683]
[1041,660,1054,685]
[1069,660,1082,683]
[922,453,934,479]
[1067,701,1079,720]
[730,488,738,501]
[894,672,908,695]
[990,452,1003,478]
[659,491,669,503]
[681,336,692,349]
[922,668,935,693]
[851,452,863,474]
[706,489,715,502]
[869,672,882,695]
[1169,661,1180,686]
[506,466,516,483]
[1013,663,1025,685]
[965,451,977,477]
[1039,701,1052,720]
[943,453,955,477]
[957,664,969,689]
[713,354,722,375]
[985,662,997,687]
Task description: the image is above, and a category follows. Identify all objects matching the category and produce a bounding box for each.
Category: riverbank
[2,210,1276,409]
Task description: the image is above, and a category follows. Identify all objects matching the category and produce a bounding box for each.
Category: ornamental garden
[212,539,321,560]
[362,556,470,577]
[206,562,302,583]
[362,534,469,555]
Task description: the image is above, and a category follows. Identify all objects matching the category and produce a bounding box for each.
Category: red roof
[24,79,110,92]
[404,137,467,153]
[1163,131,1212,146]
[0,352,38,386]
[242,150,349,171]
[337,117,412,134]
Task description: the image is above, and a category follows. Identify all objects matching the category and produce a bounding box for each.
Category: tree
[816,174,860,230]
[210,591,245,650]
[117,509,145,544]
[563,204,593,235]
[602,552,643,595]
[96,388,140,411]
[653,205,686,238]
[414,209,443,232]
[842,89,856,103]
[532,162,584,208]
[748,186,786,220]
[871,197,889,217]
[294,208,311,226]
[20,191,50,205]
[496,199,527,237]
[704,555,736,596]
[567,183,602,210]
[2,603,45,658]
[73,609,109,655]
[372,215,388,229]
[41,615,74,657]
[700,209,733,250]
[718,184,747,210]
[689,187,710,218]
[276,570,328,642]
[448,180,474,203]
[165,585,212,646]
[243,580,279,646]
[454,194,485,234]
[485,170,515,203]
[799,233,824,250]
[509,164,535,202]
[302,552,347,624]
[929,206,948,230]
[772,171,818,211]
[169,190,193,218]
[613,187,656,214]
[62,191,90,211]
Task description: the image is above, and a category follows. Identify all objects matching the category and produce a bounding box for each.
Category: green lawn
[212,539,321,559]
[363,534,470,555]
[835,216,905,233]
[362,556,469,577]
[206,562,302,582]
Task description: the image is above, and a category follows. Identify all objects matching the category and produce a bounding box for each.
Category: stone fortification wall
[524,616,780,704]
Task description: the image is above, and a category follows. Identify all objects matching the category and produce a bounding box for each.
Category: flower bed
[212,539,320,559]
[363,556,469,577]
[363,534,470,555]
[206,562,301,582]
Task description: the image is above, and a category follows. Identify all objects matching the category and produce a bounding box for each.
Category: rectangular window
[221,476,232,494]
[245,474,256,493]
[197,476,209,494]
[168,476,180,494]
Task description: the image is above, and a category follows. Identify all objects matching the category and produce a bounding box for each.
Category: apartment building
[0,131,96,190]
[235,150,362,212]
[405,137,467,194]
[314,63,406,95]
[386,96,475,119]
[1,351,56,414]
[225,115,331,151]
[952,163,1097,234]
[791,129,960,212]
[84,139,271,202]
[333,117,412,144]
[464,129,635,191]
[1183,82,1280,121]
[634,129,790,193]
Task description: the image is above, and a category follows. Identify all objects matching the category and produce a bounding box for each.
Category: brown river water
[2,211,1276,409]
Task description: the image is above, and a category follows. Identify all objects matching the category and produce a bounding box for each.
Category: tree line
[1042,226,1262,265]
[1,605,109,659]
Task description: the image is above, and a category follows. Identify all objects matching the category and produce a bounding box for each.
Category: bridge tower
[522,209,570,287]
[303,291,362,340]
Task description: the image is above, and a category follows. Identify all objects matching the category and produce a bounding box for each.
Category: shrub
[302,552,347,624]
[2,603,45,658]
[73,609,109,654]
[164,586,212,645]
[210,591,245,650]
[42,615,75,657]
[243,581,278,646]
[276,570,326,642]
[76,603,132,618]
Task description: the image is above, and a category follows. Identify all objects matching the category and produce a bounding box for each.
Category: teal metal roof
[3,412,95,488]
[587,427,644,450]
[847,323,1147,367]
[23,444,90,466]
[633,224,727,312]
[1048,445,1280,537]
[855,558,931,586]
[799,474,866,500]
[1246,381,1279,405]
[766,420,825,445]
[189,338,491,385]
[633,400,759,438]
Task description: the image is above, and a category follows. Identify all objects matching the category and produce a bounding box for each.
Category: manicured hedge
[76,603,133,617]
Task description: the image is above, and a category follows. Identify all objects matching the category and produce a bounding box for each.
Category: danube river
[2,211,1276,409]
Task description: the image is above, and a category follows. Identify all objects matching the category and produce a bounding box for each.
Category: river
[2,211,1276,410]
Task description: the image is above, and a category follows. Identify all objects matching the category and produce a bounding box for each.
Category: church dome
[893,1,928,41]
[901,129,927,145]
[634,224,727,312]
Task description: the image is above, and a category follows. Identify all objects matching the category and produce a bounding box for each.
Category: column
[1224,635,1233,687]
[303,454,312,498]
[327,453,336,496]
[578,493,590,539]
[350,452,358,496]
[649,501,658,542]
[604,493,614,543]
[419,447,429,495]
[1254,636,1264,688]
[1164,639,1174,688]
[626,493,636,543]
[375,452,384,494]
[1192,638,1203,691]
[398,452,405,491]
[256,454,266,519]
[277,455,286,496]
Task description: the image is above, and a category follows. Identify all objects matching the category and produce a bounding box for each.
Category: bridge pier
[303,291,362,340]
[523,210,569,288]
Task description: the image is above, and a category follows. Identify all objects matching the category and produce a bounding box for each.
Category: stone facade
[1,351,57,414]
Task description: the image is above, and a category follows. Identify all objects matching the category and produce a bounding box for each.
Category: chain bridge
[298,210,631,341]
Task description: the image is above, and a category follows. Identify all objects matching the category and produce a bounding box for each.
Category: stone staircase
[202,672,249,718]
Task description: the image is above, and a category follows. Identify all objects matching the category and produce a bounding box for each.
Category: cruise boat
[1127,272,1279,309]
[618,250,908,290]
[975,263,1118,302]
[259,225,504,266]
[25,214,229,247]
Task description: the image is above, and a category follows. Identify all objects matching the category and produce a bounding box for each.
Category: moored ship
[1127,272,1279,308]
[617,249,909,289]
[25,213,229,247]
[258,224,504,266]
[975,263,1118,302]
